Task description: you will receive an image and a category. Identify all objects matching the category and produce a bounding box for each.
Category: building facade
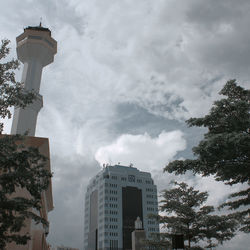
[83,165,159,250]
[4,136,53,250]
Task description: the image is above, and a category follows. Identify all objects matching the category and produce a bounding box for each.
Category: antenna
[39,17,42,27]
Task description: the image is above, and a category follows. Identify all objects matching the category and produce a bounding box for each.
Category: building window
[110,232,118,237]
[147,201,155,205]
[121,177,127,181]
[110,239,118,249]
[148,220,155,225]
[110,217,118,222]
[110,225,118,229]
[128,175,135,182]
[147,207,154,211]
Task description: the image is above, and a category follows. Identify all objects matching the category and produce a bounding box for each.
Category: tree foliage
[0,39,34,134]
[149,182,237,249]
[0,39,52,249]
[164,80,250,232]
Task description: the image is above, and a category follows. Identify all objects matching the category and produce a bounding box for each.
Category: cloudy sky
[1,0,250,249]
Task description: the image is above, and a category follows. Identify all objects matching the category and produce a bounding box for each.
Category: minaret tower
[11,24,57,136]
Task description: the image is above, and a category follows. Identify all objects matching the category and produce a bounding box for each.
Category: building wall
[83,165,159,250]
[3,135,53,250]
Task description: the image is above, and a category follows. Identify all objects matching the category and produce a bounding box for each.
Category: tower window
[28,35,42,40]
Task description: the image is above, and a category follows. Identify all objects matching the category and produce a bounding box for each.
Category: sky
[1,0,250,249]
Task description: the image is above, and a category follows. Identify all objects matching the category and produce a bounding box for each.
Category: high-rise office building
[83,165,159,250]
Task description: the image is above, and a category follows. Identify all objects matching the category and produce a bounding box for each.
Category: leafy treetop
[0,39,34,133]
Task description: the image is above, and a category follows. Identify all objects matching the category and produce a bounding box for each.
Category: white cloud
[95,130,186,172]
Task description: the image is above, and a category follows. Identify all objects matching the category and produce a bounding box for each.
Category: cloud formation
[95,130,186,172]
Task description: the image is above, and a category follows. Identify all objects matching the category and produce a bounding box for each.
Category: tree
[0,39,34,134]
[164,80,250,232]
[149,182,237,249]
[0,39,52,249]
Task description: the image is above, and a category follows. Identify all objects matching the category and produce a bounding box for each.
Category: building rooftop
[104,164,151,176]
[24,23,51,35]
[87,164,152,189]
